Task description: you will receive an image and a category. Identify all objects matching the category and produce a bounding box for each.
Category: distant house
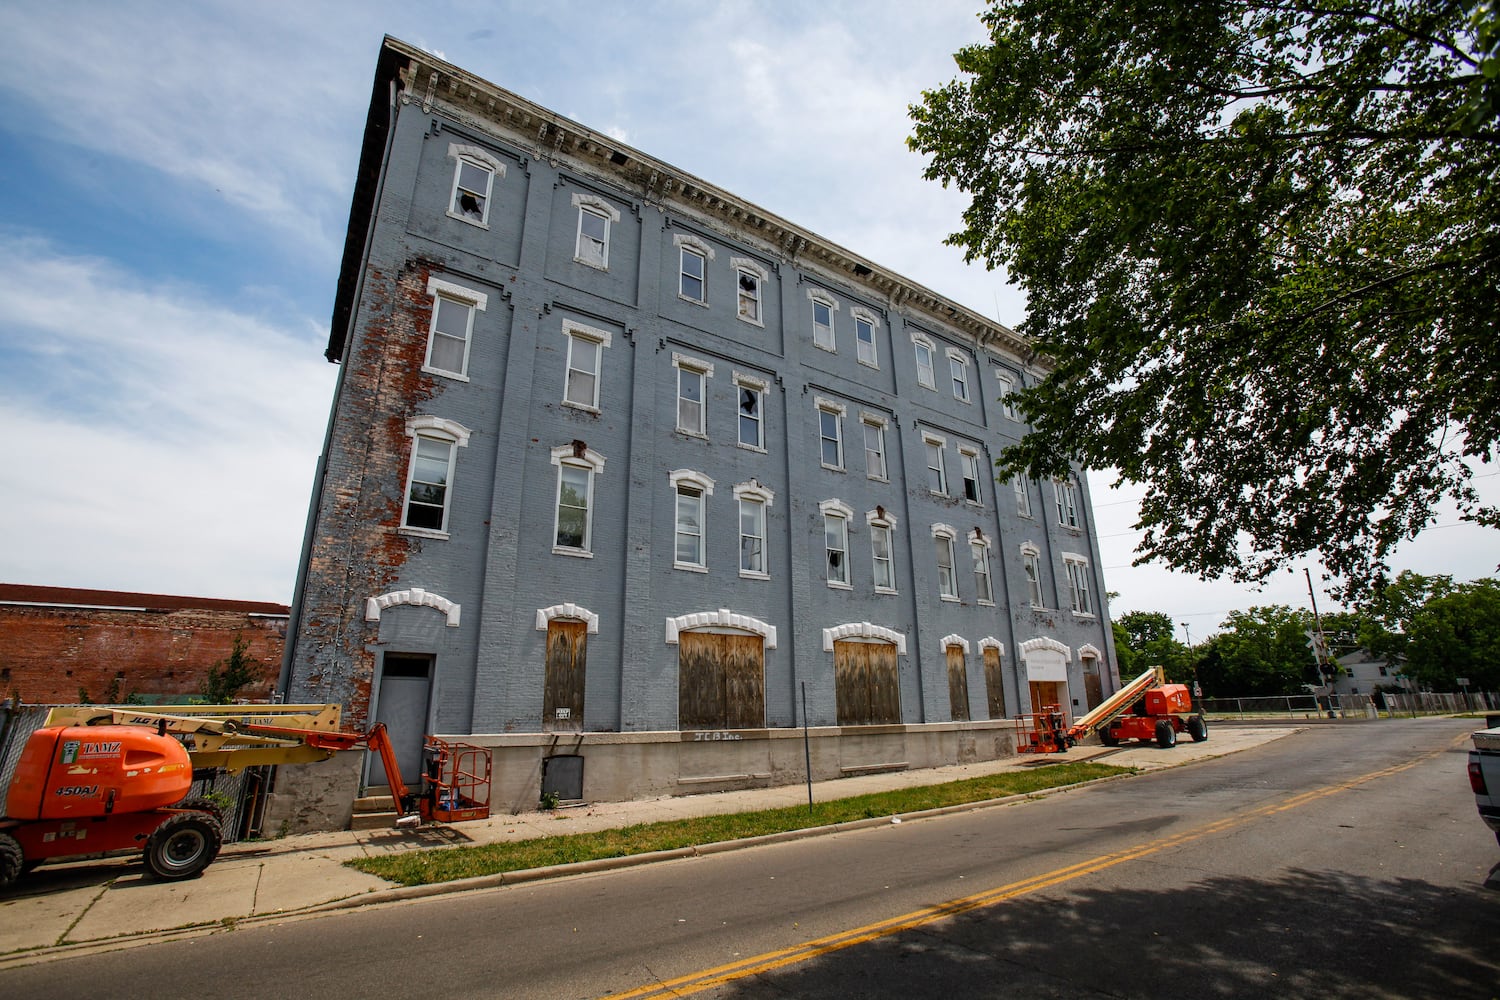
[0,584,288,705]
[1330,647,1411,699]
[275,37,1121,832]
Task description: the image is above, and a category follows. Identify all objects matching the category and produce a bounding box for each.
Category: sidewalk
[0,724,1297,968]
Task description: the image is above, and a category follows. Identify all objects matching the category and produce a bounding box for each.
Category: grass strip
[348,761,1131,887]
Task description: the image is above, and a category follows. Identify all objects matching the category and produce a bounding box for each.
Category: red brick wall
[0,606,286,705]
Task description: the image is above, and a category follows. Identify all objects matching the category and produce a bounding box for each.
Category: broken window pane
[738,387,763,448]
[737,270,760,322]
[453,160,491,222]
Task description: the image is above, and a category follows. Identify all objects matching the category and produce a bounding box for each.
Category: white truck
[1468,725,1500,847]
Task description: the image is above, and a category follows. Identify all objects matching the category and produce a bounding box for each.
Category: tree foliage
[910,1,1500,599]
[1196,605,1323,696]
[199,634,261,704]
[1359,572,1500,688]
[1114,610,1190,681]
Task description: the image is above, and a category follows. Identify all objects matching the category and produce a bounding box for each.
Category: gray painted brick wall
[285,50,1120,756]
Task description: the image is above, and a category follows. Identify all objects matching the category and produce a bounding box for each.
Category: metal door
[367,653,432,790]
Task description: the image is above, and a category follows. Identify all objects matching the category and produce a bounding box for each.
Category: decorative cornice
[382,36,1033,364]
[1020,636,1072,658]
[536,603,600,633]
[822,621,907,655]
[365,588,461,627]
[665,608,777,648]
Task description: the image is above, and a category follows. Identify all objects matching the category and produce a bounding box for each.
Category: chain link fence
[1198,690,1497,720]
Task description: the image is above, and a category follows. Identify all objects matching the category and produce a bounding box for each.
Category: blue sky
[0,1,1493,638]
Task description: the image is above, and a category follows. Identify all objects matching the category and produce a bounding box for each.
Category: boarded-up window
[544,620,587,731]
[947,644,971,722]
[834,639,901,726]
[678,631,765,729]
[984,646,1007,720]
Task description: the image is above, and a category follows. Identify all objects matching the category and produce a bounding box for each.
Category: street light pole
[1181,622,1201,699]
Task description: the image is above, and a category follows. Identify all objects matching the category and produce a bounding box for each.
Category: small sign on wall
[555,708,571,720]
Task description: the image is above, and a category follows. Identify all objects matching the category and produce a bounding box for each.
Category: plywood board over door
[946,644,971,721]
[544,619,587,731]
[678,631,765,729]
[983,646,1007,720]
[834,639,901,726]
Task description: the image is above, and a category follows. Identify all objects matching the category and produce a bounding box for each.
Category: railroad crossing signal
[1305,629,1329,662]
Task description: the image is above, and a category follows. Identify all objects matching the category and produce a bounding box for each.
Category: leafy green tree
[910,1,1500,600]
[1356,570,1454,666]
[1115,610,1190,682]
[1194,606,1321,696]
[1112,620,1139,681]
[199,635,262,704]
[1402,578,1500,690]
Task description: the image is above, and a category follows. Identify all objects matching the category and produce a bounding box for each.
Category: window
[862,417,887,480]
[960,448,983,505]
[812,295,836,351]
[572,193,620,269]
[854,311,878,367]
[403,431,459,532]
[867,508,898,593]
[671,470,715,570]
[1014,476,1032,518]
[949,350,971,402]
[739,497,765,574]
[735,482,774,578]
[1055,478,1079,528]
[555,465,592,549]
[1064,556,1094,615]
[821,501,852,588]
[971,532,994,604]
[674,355,712,436]
[446,144,503,226]
[817,399,846,470]
[550,443,604,554]
[996,370,1019,420]
[736,374,766,449]
[924,434,947,495]
[423,277,486,379]
[913,335,936,389]
[1022,545,1044,607]
[562,321,610,410]
[734,259,767,325]
[933,525,958,600]
[680,246,706,302]
[402,418,470,535]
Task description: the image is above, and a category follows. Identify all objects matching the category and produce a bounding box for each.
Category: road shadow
[721,868,1500,999]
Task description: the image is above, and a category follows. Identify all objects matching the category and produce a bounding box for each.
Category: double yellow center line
[609,739,1453,998]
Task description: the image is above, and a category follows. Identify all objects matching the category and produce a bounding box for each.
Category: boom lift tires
[143,812,222,881]
[0,832,20,889]
[1187,715,1209,743]
[1155,719,1178,748]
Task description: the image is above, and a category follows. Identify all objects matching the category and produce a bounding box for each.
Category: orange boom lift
[1017,667,1209,754]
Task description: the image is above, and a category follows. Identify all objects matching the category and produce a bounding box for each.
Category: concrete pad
[249,851,391,915]
[0,883,88,953]
[66,861,262,943]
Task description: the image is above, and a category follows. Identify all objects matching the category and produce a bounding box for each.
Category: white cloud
[0,237,335,601]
